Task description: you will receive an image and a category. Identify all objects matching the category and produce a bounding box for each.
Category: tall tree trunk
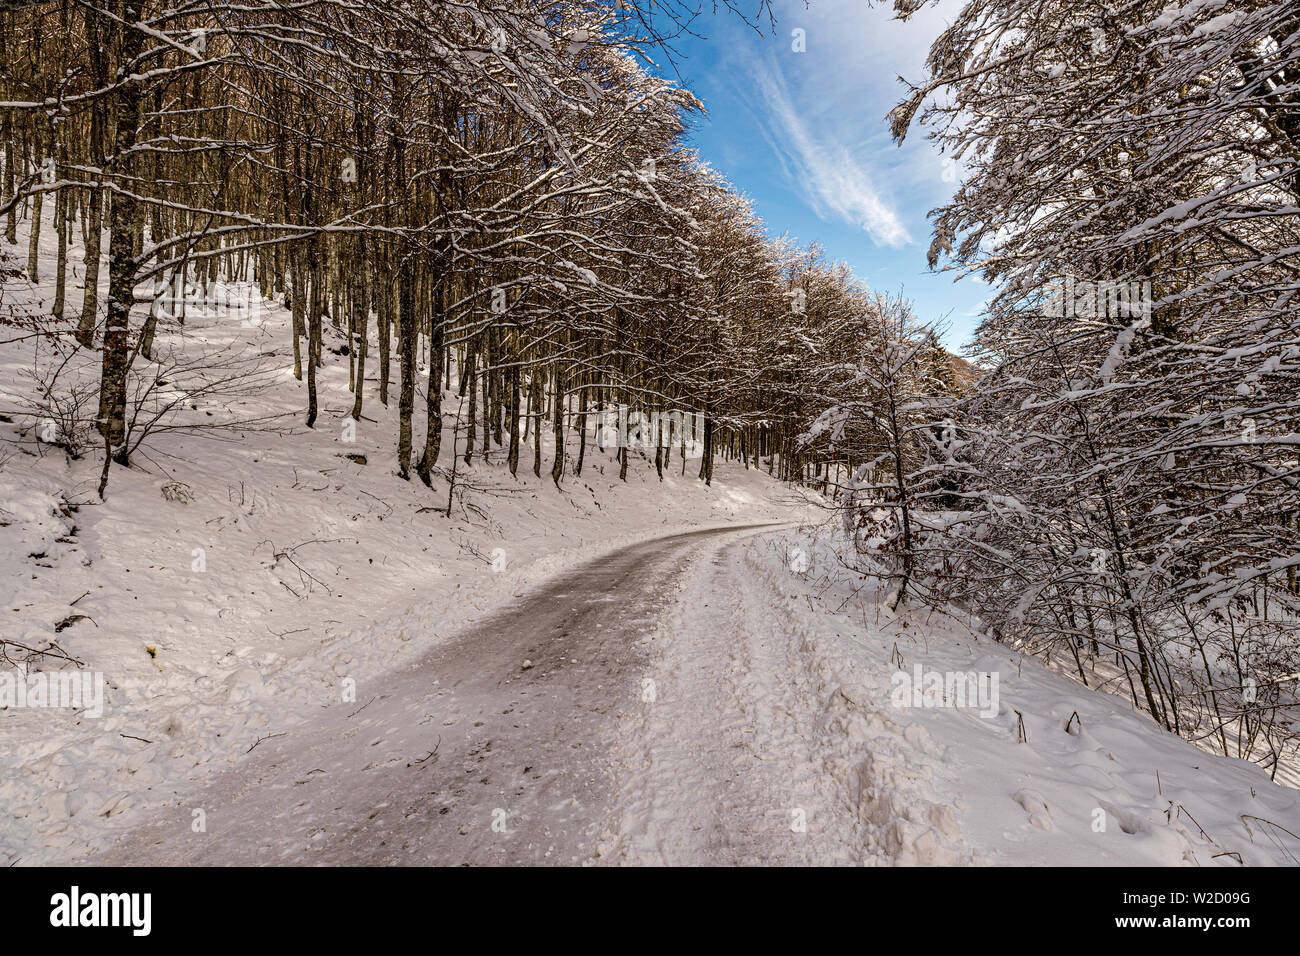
[698,412,714,485]
[481,348,492,462]
[507,354,520,476]
[378,275,391,404]
[491,331,504,448]
[551,364,565,487]
[26,189,41,280]
[575,385,587,477]
[654,410,663,480]
[462,339,477,465]
[531,370,543,478]
[350,263,368,423]
[416,272,445,486]
[397,258,415,479]
[290,247,306,381]
[305,252,322,427]
[96,15,145,462]
[2,134,16,244]
[52,189,67,317]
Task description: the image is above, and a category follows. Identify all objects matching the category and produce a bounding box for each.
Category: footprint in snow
[1013,788,1055,832]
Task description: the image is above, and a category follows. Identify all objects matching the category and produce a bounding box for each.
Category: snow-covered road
[97,524,787,865]
[92,520,1300,867]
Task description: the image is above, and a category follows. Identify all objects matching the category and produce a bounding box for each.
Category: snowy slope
[599,526,1300,865]
[0,216,813,865]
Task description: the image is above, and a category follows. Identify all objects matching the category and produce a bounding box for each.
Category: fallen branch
[246,732,287,753]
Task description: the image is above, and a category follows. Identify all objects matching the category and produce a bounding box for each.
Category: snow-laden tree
[881,0,1300,769]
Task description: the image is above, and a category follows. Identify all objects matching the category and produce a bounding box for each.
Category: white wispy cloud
[749,61,911,247]
[705,0,965,248]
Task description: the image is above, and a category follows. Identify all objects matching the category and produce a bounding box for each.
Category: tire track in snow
[597,533,863,864]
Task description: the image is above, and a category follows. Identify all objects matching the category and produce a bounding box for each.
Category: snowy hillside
[598,529,1300,865]
[0,232,814,864]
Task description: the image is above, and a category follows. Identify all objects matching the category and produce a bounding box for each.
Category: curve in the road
[98,523,786,865]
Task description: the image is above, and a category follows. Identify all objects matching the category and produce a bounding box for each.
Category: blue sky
[655,0,991,353]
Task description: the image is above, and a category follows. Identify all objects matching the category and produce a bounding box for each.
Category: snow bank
[720,528,1300,865]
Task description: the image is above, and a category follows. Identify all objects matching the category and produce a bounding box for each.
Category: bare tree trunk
[52,189,67,317]
[397,258,415,479]
[416,272,445,486]
[575,385,587,477]
[2,134,16,245]
[305,252,322,428]
[698,412,714,485]
[481,347,492,462]
[490,330,504,448]
[350,264,368,422]
[378,275,391,404]
[461,338,477,465]
[531,370,542,478]
[654,408,663,480]
[507,357,521,477]
[25,189,41,280]
[96,17,145,462]
[551,364,565,487]
[290,248,306,381]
